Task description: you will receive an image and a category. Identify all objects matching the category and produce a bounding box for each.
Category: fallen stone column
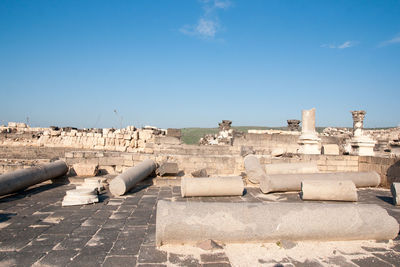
[265,162,319,175]
[0,160,68,196]
[156,201,398,246]
[244,154,267,184]
[301,180,358,202]
[260,171,380,194]
[181,176,244,197]
[109,159,156,196]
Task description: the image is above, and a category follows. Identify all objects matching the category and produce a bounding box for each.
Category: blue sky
[0,0,399,129]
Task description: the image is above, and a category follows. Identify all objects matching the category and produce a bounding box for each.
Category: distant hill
[180,126,396,145]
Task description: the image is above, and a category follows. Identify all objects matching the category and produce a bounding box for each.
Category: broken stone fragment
[244,154,268,184]
[191,168,208,178]
[72,163,99,177]
[62,188,98,206]
[156,162,179,176]
[76,177,105,194]
[196,239,223,251]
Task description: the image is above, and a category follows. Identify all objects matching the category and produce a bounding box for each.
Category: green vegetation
[181,126,396,145]
[181,128,219,145]
[181,126,287,145]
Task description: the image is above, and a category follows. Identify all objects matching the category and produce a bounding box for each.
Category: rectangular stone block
[99,157,124,166]
[156,162,179,176]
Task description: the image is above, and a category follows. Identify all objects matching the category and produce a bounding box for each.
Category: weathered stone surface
[265,162,319,175]
[298,108,321,155]
[62,188,98,206]
[191,168,209,177]
[391,182,400,206]
[76,177,105,193]
[350,110,376,156]
[322,144,340,155]
[301,180,358,202]
[244,154,267,184]
[109,159,156,196]
[260,171,380,194]
[181,176,244,197]
[72,163,99,177]
[196,240,223,251]
[0,160,68,196]
[156,162,179,176]
[156,201,399,246]
[287,119,300,131]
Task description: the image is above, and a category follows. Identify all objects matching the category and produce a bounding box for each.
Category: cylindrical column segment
[301,180,358,202]
[265,162,319,175]
[109,159,156,196]
[0,160,68,196]
[181,176,244,197]
[260,171,380,194]
[156,201,398,246]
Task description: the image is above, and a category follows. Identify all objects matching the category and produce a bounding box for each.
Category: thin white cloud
[379,34,400,47]
[214,0,231,9]
[321,41,357,49]
[180,0,231,39]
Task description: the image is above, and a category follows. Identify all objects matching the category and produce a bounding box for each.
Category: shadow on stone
[0,183,63,203]
[0,212,17,223]
[376,195,394,205]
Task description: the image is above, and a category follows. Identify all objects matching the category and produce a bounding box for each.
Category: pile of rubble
[199,120,234,145]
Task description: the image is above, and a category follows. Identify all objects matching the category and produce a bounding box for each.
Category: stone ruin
[287,119,300,131]
[199,120,234,145]
[0,108,400,266]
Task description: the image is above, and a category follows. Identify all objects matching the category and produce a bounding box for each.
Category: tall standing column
[298,108,321,154]
[350,110,375,156]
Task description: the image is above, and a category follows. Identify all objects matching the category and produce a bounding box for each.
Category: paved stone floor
[0,182,399,267]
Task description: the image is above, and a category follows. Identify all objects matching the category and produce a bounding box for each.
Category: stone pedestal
[350,111,375,156]
[298,108,321,154]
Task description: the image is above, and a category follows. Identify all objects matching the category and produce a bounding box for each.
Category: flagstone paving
[0,183,399,266]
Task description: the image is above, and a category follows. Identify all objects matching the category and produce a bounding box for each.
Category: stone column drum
[109,159,156,196]
[260,171,380,194]
[156,201,399,246]
[0,160,68,196]
[265,162,319,175]
[298,108,321,154]
[181,176,244,197]
[301,180,358,202]
[244,154,268,184]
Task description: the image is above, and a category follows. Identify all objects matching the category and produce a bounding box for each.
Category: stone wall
[0,143,398,188]
[359,156,400,187]
[62,150,359,177]
[0,124,178,152]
